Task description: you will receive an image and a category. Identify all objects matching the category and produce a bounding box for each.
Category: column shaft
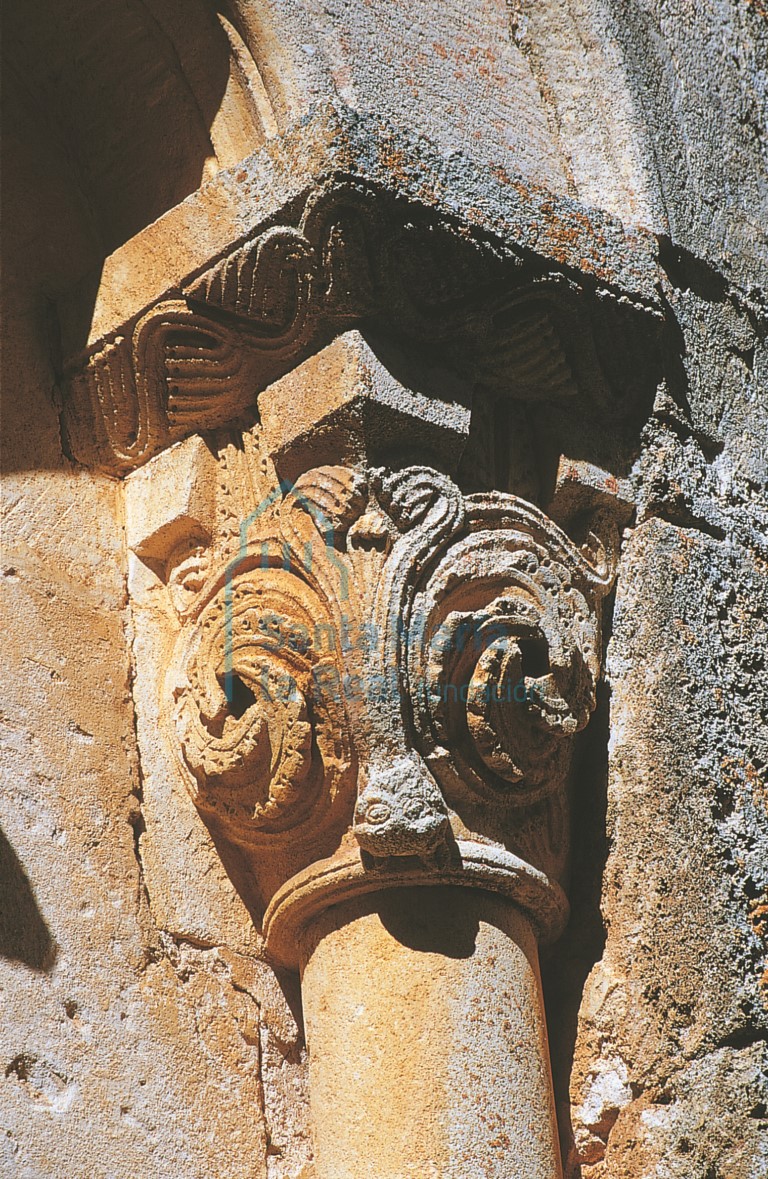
[300,886,563,1179]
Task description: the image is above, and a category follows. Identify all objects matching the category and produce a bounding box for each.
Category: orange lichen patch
[673,619,698,646]
[720,756,742,787]
[721,755,766,804]
[375,141,416,189]
[748,897,768,1006]
[752,774,768,811]
[760,966,768,1002]
[751,552,768,578]
[743,760,766,792]
[750,900,768,937]
[490,163,513,187]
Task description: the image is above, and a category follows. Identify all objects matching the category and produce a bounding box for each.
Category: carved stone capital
[109,164,635,1168]
[125,335,619,964]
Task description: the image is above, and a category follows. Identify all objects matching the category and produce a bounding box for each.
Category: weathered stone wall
[2,3,766,1177]
[532,5,768,1174]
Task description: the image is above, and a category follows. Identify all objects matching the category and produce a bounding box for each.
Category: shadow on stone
[377,886,479,958]
[541,673,612,1176]
[0,825,57,972]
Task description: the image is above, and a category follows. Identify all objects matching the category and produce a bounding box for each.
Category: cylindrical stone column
[299,886,563,1179]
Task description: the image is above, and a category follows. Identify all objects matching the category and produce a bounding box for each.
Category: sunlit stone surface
[2,3,766,1177]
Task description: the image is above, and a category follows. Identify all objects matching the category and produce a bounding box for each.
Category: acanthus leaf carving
[170,564,356,841]
[154,436,616,901]
[410,495,615,817]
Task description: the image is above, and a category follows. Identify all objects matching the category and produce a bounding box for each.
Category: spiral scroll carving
[170,567,354,843]
[410,496,613,809]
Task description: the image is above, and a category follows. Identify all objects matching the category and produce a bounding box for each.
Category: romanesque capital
[124,327,622,969]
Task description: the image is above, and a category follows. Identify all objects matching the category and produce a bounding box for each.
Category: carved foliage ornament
[164,437,617,883]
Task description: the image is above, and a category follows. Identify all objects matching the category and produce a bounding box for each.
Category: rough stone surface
[563,519,768,1176]
[301,889,560,1179]
[0,322,273,1178]
[2,2,766,1177]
